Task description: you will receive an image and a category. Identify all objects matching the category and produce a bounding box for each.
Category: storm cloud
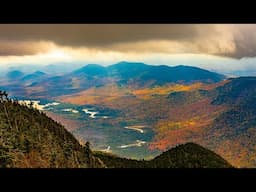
[0,24,255,58]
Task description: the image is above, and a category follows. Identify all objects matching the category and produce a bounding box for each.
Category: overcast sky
[1,24,256,75]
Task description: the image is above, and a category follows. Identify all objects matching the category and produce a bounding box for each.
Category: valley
[15,97,160,159]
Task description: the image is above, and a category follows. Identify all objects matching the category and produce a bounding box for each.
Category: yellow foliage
[156,119,197,133]
[132,83,204,99]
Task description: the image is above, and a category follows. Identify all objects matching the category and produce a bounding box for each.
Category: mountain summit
[6,70,24,80]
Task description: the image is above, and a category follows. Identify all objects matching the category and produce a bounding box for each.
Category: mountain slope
[205,77,256,167]
[94,143,233,168]
[0,93,105,168]
[147,77,256,167]
[211,77,256,134]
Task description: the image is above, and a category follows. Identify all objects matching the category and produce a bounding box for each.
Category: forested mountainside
[146,77,256,167]
[0,91,105,168]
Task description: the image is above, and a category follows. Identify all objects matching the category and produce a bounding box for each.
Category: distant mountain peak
[85,64,103,67]
[6,70,24,79]
[112,61,148,68]
[115,61,146,65]
[73,64,107,77]
[33,71,46,75]
[21,71,47,82]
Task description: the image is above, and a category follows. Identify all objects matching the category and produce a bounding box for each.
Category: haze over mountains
[0,62,225,98]
[1,62,86,76]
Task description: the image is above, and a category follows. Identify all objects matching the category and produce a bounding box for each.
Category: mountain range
[0,62,225,98]
[1,61,256,167]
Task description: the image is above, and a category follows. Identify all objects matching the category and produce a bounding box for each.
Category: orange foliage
[149,98,227,151]
[56,84,131,105]
[214,140,252,168]
[57,82,206,104]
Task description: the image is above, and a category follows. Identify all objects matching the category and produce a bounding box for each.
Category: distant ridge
[72,61,226,86]
[0,61,226,97]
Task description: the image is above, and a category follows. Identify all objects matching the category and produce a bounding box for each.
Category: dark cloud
[0,24,255,58]
[226,25,256,58]
[0,40,54,56]
[0,24,204,46]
